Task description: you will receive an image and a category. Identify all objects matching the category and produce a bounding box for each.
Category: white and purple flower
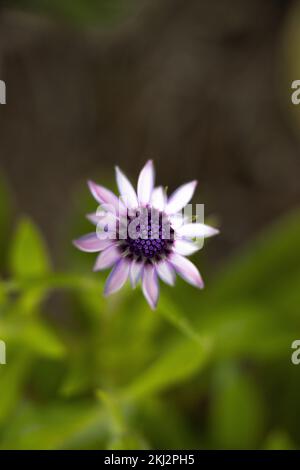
[74,160,219,309]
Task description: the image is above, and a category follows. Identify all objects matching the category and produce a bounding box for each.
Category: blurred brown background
[0,0,300,264]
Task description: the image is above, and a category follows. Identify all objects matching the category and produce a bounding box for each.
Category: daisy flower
[74,160,219,309]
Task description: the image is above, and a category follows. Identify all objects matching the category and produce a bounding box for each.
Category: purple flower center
[118,207,174,261]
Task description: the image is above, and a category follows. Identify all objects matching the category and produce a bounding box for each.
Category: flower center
[118,207,174,261]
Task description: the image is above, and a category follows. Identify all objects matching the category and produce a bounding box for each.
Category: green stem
[0,273,103,294]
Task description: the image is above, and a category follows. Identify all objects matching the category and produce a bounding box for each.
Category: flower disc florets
[118,207,175,261]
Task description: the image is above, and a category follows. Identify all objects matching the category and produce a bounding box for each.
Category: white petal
[73,233,112,252]
[115,166,138,209]
[156,260,175,286]
[173,239,200,256]
[151,186,166,211]
[137,160,155,205]
[165,181,197,215]
[93,245,121,271]
[86,212,106,225]
[86,212,117,242]
[130,260,143,288]
[96,212,118,231]
[86,210,119,229]
[104,259,130,296]
[169,253,204,289]
[88,180,125,214]
[177,223,219,238]
[169,214,189,230]
[142,264,159,309]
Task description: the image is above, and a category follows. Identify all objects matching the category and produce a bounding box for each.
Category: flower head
[74,160,219,309]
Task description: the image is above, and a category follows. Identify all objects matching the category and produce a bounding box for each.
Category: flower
[74,160,219,309]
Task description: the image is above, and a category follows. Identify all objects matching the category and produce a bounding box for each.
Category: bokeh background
[0,0,300,449]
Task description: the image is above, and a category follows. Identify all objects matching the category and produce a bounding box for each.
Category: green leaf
[209,210,300,303]
[21,321,65,358]
[197,302,295,361]
[158,295,204,344]
[108,435,148,450]
[9,218,51,279]
[0,274,102,295]
[0,402,106,450]
[210,363,264,449]
[264,430,295,450]
[97,390,149,450]
[0,353,31,424]
[8,218,52,315]
[134,398,198,449]
[60,351,95,397]
[122,336,212,400]
[0,317,65,359]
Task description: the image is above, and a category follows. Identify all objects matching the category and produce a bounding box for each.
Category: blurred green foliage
[1,0,300,450]
[9,0,137,27]
[0,174,300,450]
